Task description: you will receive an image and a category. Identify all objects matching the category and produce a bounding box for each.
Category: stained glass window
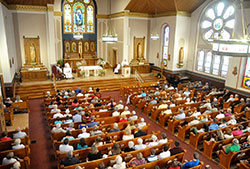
[197,51,204,71]
[162,25,170,60]
[212,55,221,75]
[63,0,95,34]
[242,57,250,89]
[221,56,229,77]
[201,2,235,40]
[86,5,94,33]
[204,52,212,73]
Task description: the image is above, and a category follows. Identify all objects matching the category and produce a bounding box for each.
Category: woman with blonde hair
[112,155,126,169]
[122,128,134,140]
[87,144,102,161]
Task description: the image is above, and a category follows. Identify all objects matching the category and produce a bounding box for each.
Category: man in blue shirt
[75,87,83,93]
[141,90,146,97]
[182,152,200,169]
[87,116,99,128]
[209,119,219,131]
[72,111,82,122]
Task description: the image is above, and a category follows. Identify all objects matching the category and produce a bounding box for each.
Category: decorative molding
[97,11,191,19]
[0,0,8,8]
[8,4,47,11]
[54,11,62,16]
[47,6,54,12]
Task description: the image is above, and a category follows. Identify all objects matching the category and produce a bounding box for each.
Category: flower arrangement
[97,58,106,67]
[99,69,106,76]
[80,70,85,77]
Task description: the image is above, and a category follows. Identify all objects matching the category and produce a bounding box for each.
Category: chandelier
[102,1,118,43]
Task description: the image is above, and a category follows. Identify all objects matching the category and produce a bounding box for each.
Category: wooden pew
[0,136,30,151]
[0,158,30,169]
[12,101,30,114]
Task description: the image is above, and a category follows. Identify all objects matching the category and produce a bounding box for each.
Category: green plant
[80,70,85,77]
[57,59,64,67]
[99,69,106,76]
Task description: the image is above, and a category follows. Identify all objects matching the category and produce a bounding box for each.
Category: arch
[161,24,170,61]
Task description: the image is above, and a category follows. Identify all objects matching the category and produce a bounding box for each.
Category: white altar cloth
[79,66,103,77]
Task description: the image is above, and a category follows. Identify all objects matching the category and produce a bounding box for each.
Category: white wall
[110,0,130,13]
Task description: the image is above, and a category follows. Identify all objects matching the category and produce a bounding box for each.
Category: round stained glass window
[201,2,235,41]
[213,18,223,31]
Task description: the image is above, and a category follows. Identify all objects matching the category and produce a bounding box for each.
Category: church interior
[0,0,250,169]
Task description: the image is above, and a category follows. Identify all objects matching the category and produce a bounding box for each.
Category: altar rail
[135,70,145,83]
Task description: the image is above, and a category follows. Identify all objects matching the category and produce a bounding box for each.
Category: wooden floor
[16,69,159,99]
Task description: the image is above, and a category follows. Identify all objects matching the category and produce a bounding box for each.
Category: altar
[77,66,103,77]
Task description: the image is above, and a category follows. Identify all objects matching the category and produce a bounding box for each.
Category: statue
[30,43,36,64]
[137,42,142,59]
[177,47,184,68]
[79,42,82,58]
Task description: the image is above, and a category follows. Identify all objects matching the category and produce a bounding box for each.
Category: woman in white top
[122,128,134,140]
[112,155,126,169]
[224,128,234,139]
[148,135,158,147]
[12,139,25,150]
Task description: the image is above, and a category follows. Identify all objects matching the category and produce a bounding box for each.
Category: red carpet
[28,91,221,169]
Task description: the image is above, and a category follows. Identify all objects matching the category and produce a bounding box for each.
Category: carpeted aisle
[29,99,57,169]
[102,91,222,169]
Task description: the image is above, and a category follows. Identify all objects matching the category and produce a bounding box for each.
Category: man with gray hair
[13,127,27,139]
[174,109,186,120]
[109,123,120,133]
[134,125,147,138]
[60,151,80,166]
[128,111,138,121]
[225,138,240,154]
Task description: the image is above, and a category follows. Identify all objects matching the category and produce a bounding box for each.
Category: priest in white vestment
[121,59,129,67]
[63,63,73,79]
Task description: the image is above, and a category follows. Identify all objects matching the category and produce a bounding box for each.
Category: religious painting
[73,2,85,33]
[65,41,71,53]
[133,37,145,60]
[72,42,77,52]
[64,4,72,33]
[23,37,41,65]
[78,41,83,57]
[84,41,89,52]
[90,41,95,52]
[86,5,94,33]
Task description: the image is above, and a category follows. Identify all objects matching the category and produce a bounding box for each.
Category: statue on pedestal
[30,43,36,65]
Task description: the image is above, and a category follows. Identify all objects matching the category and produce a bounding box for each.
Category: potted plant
[57,59,64,67]
[99,69,106,77]
[80,70,85,77]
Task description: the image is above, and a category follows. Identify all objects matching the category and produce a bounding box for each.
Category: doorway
[112,49,117,68]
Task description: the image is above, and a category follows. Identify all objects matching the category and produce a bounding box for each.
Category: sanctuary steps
[15,76,158,99]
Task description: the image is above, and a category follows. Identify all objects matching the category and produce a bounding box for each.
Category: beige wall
[12,13,49,69]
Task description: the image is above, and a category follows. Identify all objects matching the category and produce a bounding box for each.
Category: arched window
[197,50,204,71]
[196,1,235,78]
[162,25,170,60]
[63,0,95,34]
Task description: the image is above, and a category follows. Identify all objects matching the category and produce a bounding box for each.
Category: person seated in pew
[12,138,25,150]
[149,97,158,105]
[121,106,131,116]
[63,108,72,118]
[115,100,124,110]
[53,109,64,119]
[4,97,13,107]
[109,123,120,133]
[59,138,74,153]
[52,123,66,133]
[77,138,88,150]
[2,152,18,165]
[54,117,63,125]
[104,136,112,144]
[124,141,135,152]
[243,122,250,133]
[134,138,146,150]
[91,125,102,136]
[87,144,103,161]
[191,123,209,135]
[224,138,240,154]
[91,97,99,103]
[94,137,103,147]
[72,111,82,123]
[154,88,160,96]
[137,118,146,128]
[170,141,184,156]
[13,127,27,139]
[182,152,200,169]
[158,100,169,109]
[99,105,108,112]
[61,151,80,166]
[125,121,136,131]
[147,134,158,147]
[65,122,75,131]
[50,104,59,113]
[241,135,250,149]
[87,116,99,128]
[158,145,171,159]
[94,100,102,107]
[227,94,235,102]
[200,99,211,109]
[225,108,233,117]
[232,126,244,136]
[11,161,21,169]
[188,117,200,126]
[72,98,79,106]
[14,95,23,103]
[191,108,201,117]
[111,155,126,169]
[112,108,120,117]
[61,130,75,141]
[208,119,219,131]
[128,111,138,121]
[122,128,134,140]
[134,125,147,138]
[168,159,181,169]
[158,133,168,145]
[146,148,158,162]
[218,119,228,128]
[74,105,83,111]
[119,114,128,123]
[226,115,237,125]
[0,131,11,141]
[75,87,83,94]
[108,143,121,156]
[174,109,186,120]
[77,127,90,138]
[128,152,146,167]
[224,128,233,139]
[64,116,73,124]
